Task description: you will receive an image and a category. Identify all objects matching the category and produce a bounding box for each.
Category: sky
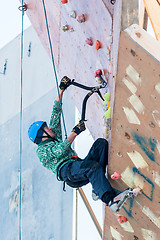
[0,0,31,49]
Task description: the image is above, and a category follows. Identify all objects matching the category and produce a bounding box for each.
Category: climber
[28,76,128,212]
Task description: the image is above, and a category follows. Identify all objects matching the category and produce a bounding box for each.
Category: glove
[72,120,86,135]
[59,76,72,91]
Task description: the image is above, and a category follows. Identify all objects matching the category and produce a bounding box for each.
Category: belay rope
[41,0,68,138]
[19,0,25,239]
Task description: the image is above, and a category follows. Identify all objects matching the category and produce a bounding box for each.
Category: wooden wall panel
[103,24,160,240]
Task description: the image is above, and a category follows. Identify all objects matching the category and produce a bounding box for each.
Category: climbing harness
[70,75,107,121]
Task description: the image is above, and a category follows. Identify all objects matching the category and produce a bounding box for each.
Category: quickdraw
[18,4,27,12]
[70,72,107,121]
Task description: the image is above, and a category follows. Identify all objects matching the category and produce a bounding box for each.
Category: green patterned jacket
[36,100,77,176]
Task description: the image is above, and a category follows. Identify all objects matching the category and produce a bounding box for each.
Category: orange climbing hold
[118,216,128,224]
[61,0,68,4]
[111,172,121,179]
[95,40,101,50]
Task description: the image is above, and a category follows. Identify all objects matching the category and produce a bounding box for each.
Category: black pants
[60,138,116,204]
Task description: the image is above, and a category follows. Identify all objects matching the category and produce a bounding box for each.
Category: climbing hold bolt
[134,235,139,240]
[118,216,128,224]
[85,38,93,46]
[125,132,130,139]
[70,27,74,32]
[117,152,122,157]
[131,48,136,56]
[111,172,121,179]
[95,40,101,50]
[149,121,155,128]
[61,0,68,4]
[135,32,141,38]
[77,14,85,23]
[62,25,69,31]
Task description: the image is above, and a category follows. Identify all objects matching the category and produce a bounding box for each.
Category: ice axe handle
[81,91,93,121]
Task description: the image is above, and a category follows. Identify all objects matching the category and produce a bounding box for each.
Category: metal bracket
[28,42,32,57]
[0,60,7,75]
[18,3,27,14]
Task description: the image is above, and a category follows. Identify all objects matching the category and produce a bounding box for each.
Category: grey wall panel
[0,26,75,240]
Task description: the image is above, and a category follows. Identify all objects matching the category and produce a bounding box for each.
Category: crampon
[109,187,141,212]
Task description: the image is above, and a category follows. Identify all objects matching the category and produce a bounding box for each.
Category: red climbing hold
[61,0,68,3]
[94,69,102,78]
[77,14,85,23]
[95,40,101,50]
[85,38,93,46]
[111,172,121,179]
[118,216,128,224]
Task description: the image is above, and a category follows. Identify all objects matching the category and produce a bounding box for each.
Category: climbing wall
[22,0,117,140]
[103,24,160,240]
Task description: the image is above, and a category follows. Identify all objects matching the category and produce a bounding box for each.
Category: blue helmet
[28,121,47,144]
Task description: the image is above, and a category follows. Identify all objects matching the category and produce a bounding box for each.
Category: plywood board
[103,24,160,239]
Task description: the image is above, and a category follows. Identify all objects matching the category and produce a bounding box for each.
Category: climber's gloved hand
[72,120,86,135]
[59,76,73,91]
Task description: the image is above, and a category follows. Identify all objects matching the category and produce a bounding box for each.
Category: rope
[41,0,68,138]
[19,1,24,239]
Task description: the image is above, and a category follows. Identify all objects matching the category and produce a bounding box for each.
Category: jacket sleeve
[36,139,72,170]
[49,100,62,140]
